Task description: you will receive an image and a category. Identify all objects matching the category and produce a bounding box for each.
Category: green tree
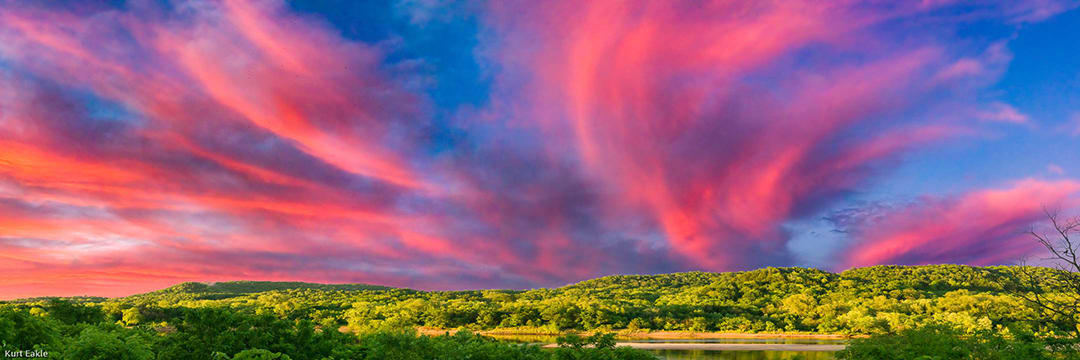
[60,324,154,360]
[836,324,1055,360]
[226,349,293,360]
[121,308,144,326]
[44,299,105,325]
[0,307,60,352]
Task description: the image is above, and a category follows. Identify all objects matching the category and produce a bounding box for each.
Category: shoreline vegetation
[18,265,1079,337]
[542,343,847,352]
[418,327,855,352]
[416,327,853,339]
[3,264,1079,359]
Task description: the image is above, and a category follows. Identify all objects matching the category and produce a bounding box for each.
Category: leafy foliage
[59,265,1069,336]
[60,323,155,360]
[0,307,60,352]
[0,301,654,359]
[836,323,1075,360]
[3,265,1078,359]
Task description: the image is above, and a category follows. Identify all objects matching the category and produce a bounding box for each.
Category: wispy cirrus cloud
[836,179,1080,269]
[0,0,1076,298]
[481,0,1031,270]
[0,0,451,297]
[974,102,1030,124]
[0,0,676,297]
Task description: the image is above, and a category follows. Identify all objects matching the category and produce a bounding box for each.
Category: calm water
[625,339,847,345]
[489,336,841,360]
[645,349,835,360]
[489,335,846,345]
[630,339,839,360]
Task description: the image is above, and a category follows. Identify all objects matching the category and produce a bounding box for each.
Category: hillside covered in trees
[6,264,1080,359]
[5,265,1076,336]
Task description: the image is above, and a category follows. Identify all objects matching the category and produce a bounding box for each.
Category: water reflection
[629,339,846,345]
[486,335,842,359]
[647,349,835,360]
[489,334,846,346]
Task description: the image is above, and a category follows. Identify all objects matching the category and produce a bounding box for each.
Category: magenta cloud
[0,0,1076,298]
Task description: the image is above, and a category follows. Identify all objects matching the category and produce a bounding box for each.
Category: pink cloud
[931,42,1012,86]
[0,1,427,189]
[483,0,990,270]
[915,0,1078,23]
[974,102,1030,124]
[0,2,479,298]
[935,58,986,81]
[1006,0,1080,23]
[838,179,1080,269]
[0,0,1073,298]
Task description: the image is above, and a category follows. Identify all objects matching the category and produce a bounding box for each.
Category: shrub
[836,323,1069,360]
[60,324,154,360]
[0,307,60,352]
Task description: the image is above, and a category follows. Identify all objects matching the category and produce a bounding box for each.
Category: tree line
[4,263,1079,359]
[31,265,1070,335]
[0,299,654,359]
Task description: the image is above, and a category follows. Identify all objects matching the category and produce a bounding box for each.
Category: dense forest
[43,265,1080,334]
[3,264,1079,359]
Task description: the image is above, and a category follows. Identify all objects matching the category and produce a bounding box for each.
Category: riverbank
[416,327,853,340]
[540,342,846,351]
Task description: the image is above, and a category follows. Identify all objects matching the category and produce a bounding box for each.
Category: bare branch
[1016,209,1080,339]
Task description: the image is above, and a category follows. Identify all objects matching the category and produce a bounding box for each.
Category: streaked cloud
[837,179,1080,269]
[0,0,1076,298]
[975,102,1030,124]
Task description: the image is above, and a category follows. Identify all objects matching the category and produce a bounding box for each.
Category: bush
[60,324,154,360]
[0,307,60,352]
[359,330,550,360]
[221,349,293,360]
[835,323,1070,360]
[44,299,105,325]
[358,330,655,360]
[155,307,362,360]
[552,332,654,360]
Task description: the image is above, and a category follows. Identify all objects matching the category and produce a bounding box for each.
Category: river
[490,335,844,359]
[621,339,841,359]
[644,348,836,359]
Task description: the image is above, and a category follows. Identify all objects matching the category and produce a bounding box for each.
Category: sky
[1,0,1079,299]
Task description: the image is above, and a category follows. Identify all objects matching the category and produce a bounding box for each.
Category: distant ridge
[128,281,395,300]
[171,280,391,293]
[4,264,1049,302]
